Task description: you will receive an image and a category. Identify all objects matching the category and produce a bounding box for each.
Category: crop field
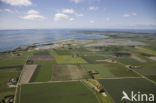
[33,60,53,65]
[83,64,115,78]
[49,50,58,56]
[147,75,156,82]
[0,56,27,66]
[52,65,89,81]
[115,57,141,65]
[35,64,53,82]
[55,55,87,64]
[54,49,72,55]
[82,55,112,64]
[33,50,51,56]
[134,63,156,82]
[31,56,53,61]
[54,48,89,55]
[135,46,156,56]
[15,81,99,103]
[0,68,21,99]
[102,64,139,77]
[83,64,139,78]
[134,63,156,75]
[98,78,156,103]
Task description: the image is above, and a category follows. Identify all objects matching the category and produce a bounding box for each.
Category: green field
[16,81,99,103]
[135,46,156,56]
[134,63,156,82]
[84,64,115,78]
[55,55,87,64]
[82,55,111,64]
[147,75,156,82]
[33,60,53,65]
[134,63,156,76]
[102,64,139,77]
[52,65,89,81]
[0,56,27,66]
[54,48,89,55]
[98,78,156,103]
[115,57,141,65]
[34,50,51,56]
[83,64,139,78]
[0,68,21,99]
[54,49,72,55]
[35,64,53,82]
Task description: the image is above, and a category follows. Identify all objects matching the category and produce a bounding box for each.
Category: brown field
[52,65,89,81]
[30,56,53,61]
[19,64,38,84]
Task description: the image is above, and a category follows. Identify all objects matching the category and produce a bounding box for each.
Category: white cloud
[131,13,137,16]
[70,0,100,4]
[88,6,98,11]
[89,20,95,23]
[62,9,74,14]
[21,9,45,20]
[61,8,83,17]
[0,8,14,13]
[70,0,80,3]
[54,13,74,22]
[75,13,84,17]
[105,17,110,22]
[123,13,137,18]
[1,0,32,6]
[54,8,83,22]
[27,9,39,15]
[69,18,75,21]
[123,14,130,18]
[4,9,12,13]
[54,13,69,21]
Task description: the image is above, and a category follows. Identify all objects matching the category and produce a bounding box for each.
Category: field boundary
[21,79,80,85]
[119,61,156,85]
[13,56,29,103]
[97,77,142,80]
[51,64,54,81]
[131,69,156,85]
[80,80,101,103]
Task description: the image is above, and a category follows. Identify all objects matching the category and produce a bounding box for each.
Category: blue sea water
[0,29,107,52]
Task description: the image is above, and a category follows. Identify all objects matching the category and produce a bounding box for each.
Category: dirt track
[131,54,146,63]
[19,64,38,84]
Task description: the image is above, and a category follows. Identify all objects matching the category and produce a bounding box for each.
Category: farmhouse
[7,77,18,87]
[104,59,117,63]
[94,85,104,93]
[90,70,99,75]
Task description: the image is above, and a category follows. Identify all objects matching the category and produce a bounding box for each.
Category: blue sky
[0,0,156,29]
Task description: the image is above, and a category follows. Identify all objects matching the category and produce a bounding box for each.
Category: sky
[0,0,156,29]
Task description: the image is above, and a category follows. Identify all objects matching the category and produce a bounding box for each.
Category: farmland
[135,46,156,56]
[83,64,139,78]
[0,56,27,66]
[15,81,99,103]
[55,55,87,64]
[34,64,52,82]
[0,67,21,99]
[98,78,156,103]
[0,31,156,103]
[83,64,115,78]
[52,64,89,81]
